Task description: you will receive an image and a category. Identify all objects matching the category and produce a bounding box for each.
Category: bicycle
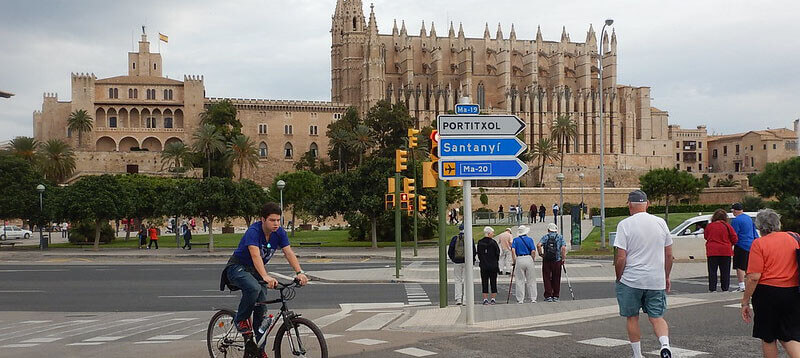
[207,279,328,358]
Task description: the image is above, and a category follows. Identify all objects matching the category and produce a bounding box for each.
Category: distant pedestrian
[498,205,504,220]
[538,223,567,302]
[477,227,500,305]
[613,190,673,358]
[741,209,800,358]
[703,209,738,292]
[731,202,760,292]
[448,223,476,306]
[190,217,196,232]
[137,225,148,249]
[60,222,68,238]
[181,221,192,250]
[148,225,159,249]
[539,204,546,223]
[511,225,538,303]
[530,204,537,224]
[496,228,514,275]
[517,206,523,223]
[508,205,516,223]
[203,218,209,232]
[552,203,559,224]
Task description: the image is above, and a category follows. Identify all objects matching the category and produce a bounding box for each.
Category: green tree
[0,154,46,227]
[550,114,577,173]
[349,124,377,166]
[269,171,323,236]
[181,177,241,251]
[751,157,800,232]
[200,99,241,139]
[532,137,559,186]
[59,175,121,250]
[38,139,76,183]
[192,124,225,178]
[161,141,191,173]
[715,177,739,187]
[226,134,259,180]
[116,175,167,241]
[639,168,704,222]
[237,179,269,227]
[326,107,361,172]
[67,109,93,149]
[9,137,39,164]
[363,100,414,157]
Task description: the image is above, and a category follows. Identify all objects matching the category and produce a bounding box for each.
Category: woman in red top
[147,225,159,249]
[703,209,738,292]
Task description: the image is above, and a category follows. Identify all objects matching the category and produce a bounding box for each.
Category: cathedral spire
[496,22,503,40]
[448,21,455,38]
[510,23,516,41]
[400,20,407,36]
[536,25,543,43]
[610,28,617,53]
[602,30,609,53]
[392,19,398,36]
[561,26,568,42]
[483,22,490,39]
[458,22,465,39]
[420,20,427,37]
[430,21,436,38]
[367,3,378,36]
[586,23,596,45]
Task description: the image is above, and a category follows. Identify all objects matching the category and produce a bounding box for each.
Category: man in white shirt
[613,190,674,358]
[495,228,514,275]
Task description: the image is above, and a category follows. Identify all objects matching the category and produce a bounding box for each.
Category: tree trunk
[93,219,101,251]
[244,216,252,228]
[539,156,546,186]
[370,216,378,249]
[559,138,565,173]
[291,209,296,237]
[78,132,83,149]
[207,151,212,178]
[207,216,215,252]
[124,219,131,241]
[338,147,343,172]
[664,197,670,224]
[239,163,243,181]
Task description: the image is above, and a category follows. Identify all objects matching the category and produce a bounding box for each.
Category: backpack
[543,233,559,262]
[454,234,465,262]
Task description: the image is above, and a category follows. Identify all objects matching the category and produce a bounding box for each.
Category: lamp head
[579,173,585,180]
[556,173,565,182]
[276,180,286,190]
[605,19,614,26]
[36,184,45,193]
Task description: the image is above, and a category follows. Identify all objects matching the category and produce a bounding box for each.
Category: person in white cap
[495,228,514,275]
[511,225,538,303]
[537,223,567,302]
[477,226,500,305]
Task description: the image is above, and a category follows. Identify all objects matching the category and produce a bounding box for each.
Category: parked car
[0,225,33,240]
[670,212,758,240]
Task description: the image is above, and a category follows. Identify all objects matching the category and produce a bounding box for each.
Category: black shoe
[660,346,672,358]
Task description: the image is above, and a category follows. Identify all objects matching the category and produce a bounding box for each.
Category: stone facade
[707,128,798,173]
[668,124,708,173]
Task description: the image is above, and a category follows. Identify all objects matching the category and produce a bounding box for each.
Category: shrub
[741,196,766,212]
[590,203,733,217]
[68,220,115,244]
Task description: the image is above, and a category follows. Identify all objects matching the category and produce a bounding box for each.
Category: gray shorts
[615,281,667,318]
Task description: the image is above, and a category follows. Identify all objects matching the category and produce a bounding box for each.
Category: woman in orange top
[741,209,800,357]
[147,225,159,250]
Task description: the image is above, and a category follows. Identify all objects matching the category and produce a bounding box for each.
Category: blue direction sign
[439,137,526,157]
[455,104,479,115]
[439,158,529,180]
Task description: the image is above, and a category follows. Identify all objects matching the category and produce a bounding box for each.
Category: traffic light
[408,128,420,148]
[395,149,408,172]
[422,162,436,188]
[448,179,463,187]
[400,193,409,210]
[387,177,396,193]
[429,130,439,174]
[385,194,395,210]
[407,202,414,215]
[418,195,427,211]
[403,178,415,193]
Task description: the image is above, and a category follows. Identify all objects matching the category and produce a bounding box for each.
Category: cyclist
[223,202,309,347]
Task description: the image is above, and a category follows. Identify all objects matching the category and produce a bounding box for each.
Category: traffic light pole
[438,179,448,308]
[412,148,418,257]
[395,172,402,279]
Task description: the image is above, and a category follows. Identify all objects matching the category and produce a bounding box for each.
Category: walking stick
[563,263,575,300]
[506,262,516,304]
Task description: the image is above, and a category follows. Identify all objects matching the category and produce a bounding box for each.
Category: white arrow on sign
[437,115,525,137]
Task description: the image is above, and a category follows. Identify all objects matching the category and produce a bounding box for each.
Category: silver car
[1,225,33,240]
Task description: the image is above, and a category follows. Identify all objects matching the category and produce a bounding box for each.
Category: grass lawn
[570,212,708,256]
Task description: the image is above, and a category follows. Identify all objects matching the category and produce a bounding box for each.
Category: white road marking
[20,320,52,324]
[0,290,45,293]
[724,303,740,308]
[134,340,170,344]
[148,334,188,340]
[348,338,387,346]
[0,269,65,272]
[517,329,570,338]
[404,283,431,306]
[159,295,237,298]
[1,343,39,348]
[578,337,629,347]
[346,312,402,331]
[84,336,124,342]
[0,320,97,342]
[323,334,342,340]
[647,347,709,356]
[20,337,61,343]
[66,342,105,346]
[51,312,175,339]
[395,347,437,356]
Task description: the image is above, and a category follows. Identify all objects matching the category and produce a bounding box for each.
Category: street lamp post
[556,173,565,237]
[276,180,286,227]
[599,18,614,249]
[579,172,585,219]
[36,184,46,250]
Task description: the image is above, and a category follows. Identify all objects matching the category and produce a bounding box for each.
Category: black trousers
[480,269,498,294]
[183,237,191,249]
[148,239,159,249]
[707,256,732,291]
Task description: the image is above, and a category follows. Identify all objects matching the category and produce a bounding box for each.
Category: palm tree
[160,141,190,173]
[348,125,376,166]
[328,127,351,172]
[9,136,39,163]
[532,137,560,186]
[226,134,260,180]
[191,124,225,178]
[550,114,578,173]
[38,139,76,183]
[67,109,93,149]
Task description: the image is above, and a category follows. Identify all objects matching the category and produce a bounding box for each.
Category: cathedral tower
[331,0,367,106]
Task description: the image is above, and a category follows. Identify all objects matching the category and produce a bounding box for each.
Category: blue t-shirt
[511,235,536,256]
[731,214,759,251]
[539,232,566,261]
[231,222,291,266]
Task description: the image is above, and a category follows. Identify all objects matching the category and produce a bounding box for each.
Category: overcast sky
[1,0,798,141]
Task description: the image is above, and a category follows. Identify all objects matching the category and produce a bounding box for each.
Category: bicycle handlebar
[257,277,301,289]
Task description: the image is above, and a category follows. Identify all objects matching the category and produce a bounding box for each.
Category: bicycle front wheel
[208,309,246,358]
[273,317,328,358]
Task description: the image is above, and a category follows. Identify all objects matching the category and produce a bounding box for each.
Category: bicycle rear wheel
[208,309,247,358]
[273,317,328,358]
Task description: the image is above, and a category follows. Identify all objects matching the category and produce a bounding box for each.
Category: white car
[0,225,33,240]
[670,212,758,240]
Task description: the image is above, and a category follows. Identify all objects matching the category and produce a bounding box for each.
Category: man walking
[498,205,504,220]
[511,225,538,303]
[552,203,560,224]
[530,204,537,224]
[731,202,759,292]
[538,223,567,302]
[539,204,546,223]
[614,190,673,358]
[496,228,514,275]
[448,224,475,305]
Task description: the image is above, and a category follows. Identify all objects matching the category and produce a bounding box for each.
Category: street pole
[463,179,475,325]
[412,145,418,257]
[438,178,448,308]
[37,184,46,250]
[395,172,402,279]
[579,172,585,220]
[516,179,521,225]
[599,19,613,249]
[557,173,565,236]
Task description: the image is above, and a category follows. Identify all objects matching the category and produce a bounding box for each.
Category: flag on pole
[158,33,168,43]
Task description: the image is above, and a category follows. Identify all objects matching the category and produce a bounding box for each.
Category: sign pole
[412,148,418,257]
[395,172,402,279]
[438,179,448,308]
[463,179,475,325]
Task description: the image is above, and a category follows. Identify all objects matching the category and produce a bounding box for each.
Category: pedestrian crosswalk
[404,283,432,306]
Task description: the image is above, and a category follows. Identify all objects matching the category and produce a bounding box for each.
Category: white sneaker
[455,300,462,306]
[735,287,745,292]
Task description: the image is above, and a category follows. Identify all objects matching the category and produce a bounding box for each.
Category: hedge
[590,204,733,217]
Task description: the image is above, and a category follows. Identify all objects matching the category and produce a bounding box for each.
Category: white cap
[547,223,558,232]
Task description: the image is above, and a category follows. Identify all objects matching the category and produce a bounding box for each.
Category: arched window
[113,88,118,98]
[164,117,173,128]
[109,88,114,99]
[284,142,294,158]
[164,89,169,100]
[169,89,173,100]
[310,143,318,158]
[128,89,133,98]
[259,142,268,158]
[134,89,138,98]
[477,83,486,109]
[352,17,357,31]
[109,117,117,128]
